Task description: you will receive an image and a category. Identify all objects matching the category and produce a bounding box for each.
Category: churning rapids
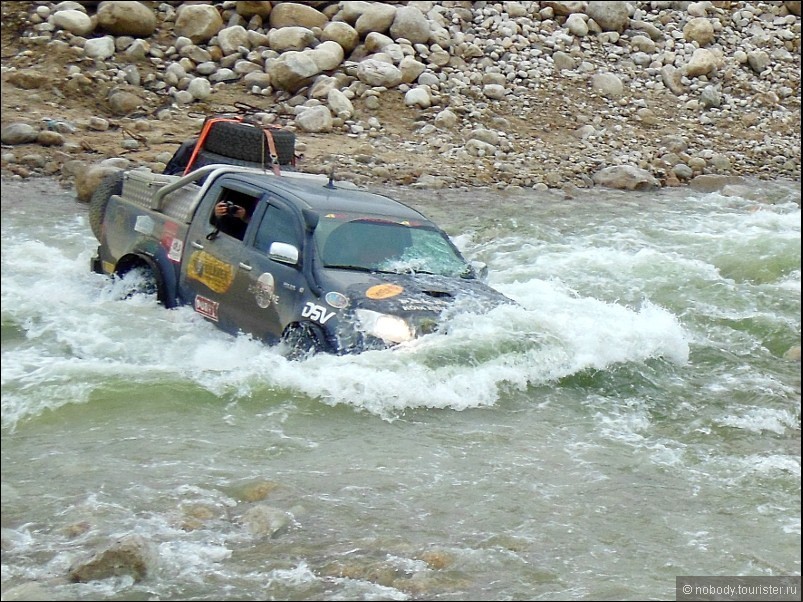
[1,176,799,601]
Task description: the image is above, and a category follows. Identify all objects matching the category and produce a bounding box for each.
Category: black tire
[202,121,296,165]
[89,170,124,242]
[117,265,158,299]
[192,148,275,172]
[190,149,298,182]
[114,260,173,307]
[281,322,331,360]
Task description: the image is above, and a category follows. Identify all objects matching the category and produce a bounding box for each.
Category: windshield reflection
[315,214,470,277]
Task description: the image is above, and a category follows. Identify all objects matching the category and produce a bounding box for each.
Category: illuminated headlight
[355,309,414,344]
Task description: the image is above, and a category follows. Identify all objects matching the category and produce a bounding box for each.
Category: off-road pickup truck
[90,163,511,356]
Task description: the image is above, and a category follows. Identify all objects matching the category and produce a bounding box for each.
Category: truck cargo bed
[121,169,201,223]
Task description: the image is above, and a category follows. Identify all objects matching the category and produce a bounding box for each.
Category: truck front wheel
[281,322,331,360]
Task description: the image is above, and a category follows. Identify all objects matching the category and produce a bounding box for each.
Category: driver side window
[254,204,301,255]
[209,188,259,241]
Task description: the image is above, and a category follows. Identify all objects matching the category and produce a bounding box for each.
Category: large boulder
[68,535,158,582]
[268,2,328,29]
[586,1,629,32]
[175,4,223,44]
[96,1,157,37]
[356,59,402,88]
[74,164,124,203]
[593,165,659,190]
[266,51,321,92]
[51,9,94,36]
[389,5,431,44]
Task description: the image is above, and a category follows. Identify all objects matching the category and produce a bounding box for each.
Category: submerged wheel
[112,260,173,307]
[88,170,124,241]
[281,322,331,360]
[202,121,296,165]
[116,264,159,298]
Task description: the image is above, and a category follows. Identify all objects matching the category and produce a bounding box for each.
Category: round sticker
[366,284,404,300]
[325,291,349,309]
[254,272,275,308]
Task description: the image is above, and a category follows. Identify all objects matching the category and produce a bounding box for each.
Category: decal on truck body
[167,238,184,263]
[186,250,235,293]
[400,298,449,311]
[161,221,183,262]
[252,272,278,308]
[302,302,335,324]
[134,215,155,235]
[194,295,219,321]
[325,291,349,309]
[366,284,403,299]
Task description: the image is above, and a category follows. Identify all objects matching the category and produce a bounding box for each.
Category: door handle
[191,241,204,249]
[239,262,253,271]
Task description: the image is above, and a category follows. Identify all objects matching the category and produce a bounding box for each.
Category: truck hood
[320,269,513,316]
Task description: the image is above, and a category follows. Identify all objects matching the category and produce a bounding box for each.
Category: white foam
[2,230,693,425]
[717,407,800,435]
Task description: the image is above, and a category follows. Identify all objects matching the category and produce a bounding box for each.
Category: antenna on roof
[325,166,336,189]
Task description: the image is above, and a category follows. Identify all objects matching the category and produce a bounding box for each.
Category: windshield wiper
[324,264,405,274]
[325,264,446,277]
[324,264,375,272]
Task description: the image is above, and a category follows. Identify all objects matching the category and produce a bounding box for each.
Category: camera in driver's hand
[222,201,238,216]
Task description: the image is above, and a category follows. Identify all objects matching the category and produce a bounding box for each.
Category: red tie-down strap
[262,126,281,176]
[182,116,244,175]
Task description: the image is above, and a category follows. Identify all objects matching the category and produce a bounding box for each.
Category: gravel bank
[1,1,800,195]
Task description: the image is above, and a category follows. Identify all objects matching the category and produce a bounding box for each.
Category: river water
[1,176,800,601]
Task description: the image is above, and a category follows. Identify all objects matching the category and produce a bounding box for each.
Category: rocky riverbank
[1,1,800,198]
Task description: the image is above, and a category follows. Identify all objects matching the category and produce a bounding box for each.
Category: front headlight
[355,309,414,344]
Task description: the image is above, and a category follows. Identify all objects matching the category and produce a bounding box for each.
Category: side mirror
[302,208,319,232]
[471,260,489,281]
[269,242,299,265]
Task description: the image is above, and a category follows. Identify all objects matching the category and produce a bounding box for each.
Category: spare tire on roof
[202,121,296,165]
[189,149,296,182]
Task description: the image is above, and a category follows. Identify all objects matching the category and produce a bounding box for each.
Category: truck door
[179,177,264,336]
[226,197,307,343]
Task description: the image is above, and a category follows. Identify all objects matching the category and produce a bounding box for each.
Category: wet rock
[68,534,158,583]
[240,504,293,538]
[688,174,744,192]
[593,165,660,190]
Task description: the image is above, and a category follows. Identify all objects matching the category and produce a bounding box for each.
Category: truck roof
[231,171,430,222]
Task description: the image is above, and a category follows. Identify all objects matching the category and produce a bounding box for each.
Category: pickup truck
[90,164,512,357]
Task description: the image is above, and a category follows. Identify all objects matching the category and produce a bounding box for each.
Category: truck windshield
[315,214,470,277]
